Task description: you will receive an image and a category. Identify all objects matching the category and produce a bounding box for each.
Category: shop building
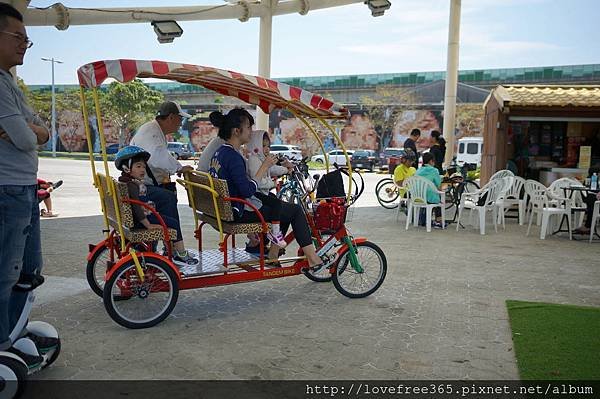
[481,85,600,185]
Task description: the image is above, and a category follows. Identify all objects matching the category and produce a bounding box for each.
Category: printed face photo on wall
[341,114,378,150]
[58,110,86,152]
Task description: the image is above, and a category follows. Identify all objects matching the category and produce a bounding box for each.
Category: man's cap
[156,101,191,118]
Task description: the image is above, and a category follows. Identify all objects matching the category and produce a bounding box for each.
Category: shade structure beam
[23,0,364,28]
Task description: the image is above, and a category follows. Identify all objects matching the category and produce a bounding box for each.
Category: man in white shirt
[130,101,194,242]
[130,101,193,187]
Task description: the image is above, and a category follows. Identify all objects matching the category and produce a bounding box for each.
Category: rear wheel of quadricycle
[86,243,112,297]
[0,355,27,399]
[332,241,387,298]
[376,179,400,209]
[103,257,179,329]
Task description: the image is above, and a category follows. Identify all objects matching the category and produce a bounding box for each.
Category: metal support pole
[42,57,63,157]
[442,0,461,167]
[256,0,276,131]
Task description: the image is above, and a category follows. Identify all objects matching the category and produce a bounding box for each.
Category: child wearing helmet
[115,146,198,266]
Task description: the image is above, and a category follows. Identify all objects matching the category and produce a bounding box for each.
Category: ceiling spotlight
[151,20,183,44]
[365,0,391,17]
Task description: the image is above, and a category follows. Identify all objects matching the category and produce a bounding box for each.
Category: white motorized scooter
[0,277,60,398]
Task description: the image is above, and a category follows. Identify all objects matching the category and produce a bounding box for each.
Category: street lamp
[41,57,63,157]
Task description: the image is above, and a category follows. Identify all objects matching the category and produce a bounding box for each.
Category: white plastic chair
[496,176,527,225]
[547,177,587,228]
[404,176,445,233]
[490,169,515,181]
[590,201,600,243]
[456,178,505,235]
[525,180,572,240]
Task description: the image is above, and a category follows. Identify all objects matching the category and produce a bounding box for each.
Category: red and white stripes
[77,59,349,119]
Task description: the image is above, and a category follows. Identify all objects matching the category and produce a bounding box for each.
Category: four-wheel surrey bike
[80,59,387,329]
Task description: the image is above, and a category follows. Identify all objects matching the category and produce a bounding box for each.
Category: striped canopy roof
[77,59,349,119]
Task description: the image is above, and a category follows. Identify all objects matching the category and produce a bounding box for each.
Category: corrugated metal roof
[489,85,600,108]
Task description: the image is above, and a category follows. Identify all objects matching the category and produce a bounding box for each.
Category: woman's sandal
[40,209,58,218]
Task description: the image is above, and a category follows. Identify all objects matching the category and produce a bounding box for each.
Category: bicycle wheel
[332,241,387,298]
[303,266,332,282]
[376,180,400,209]
[303,234,334,282]
[279,187,300,205]
[375,178,391,193]
[445,186,456,210]
[462,180,480,193]
[103,256,179,329]
[86,243,111,297]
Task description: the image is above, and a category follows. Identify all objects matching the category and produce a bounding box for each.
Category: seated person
[245,130,294,251]
[207,108,323,269]
[415,152,445,229]
[115,146,198,266]
[393,149,417,196]
[574,190,600,234]
[197,135,225,172]
[37,178,62,217]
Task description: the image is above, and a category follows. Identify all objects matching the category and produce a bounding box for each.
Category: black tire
[0,355,28,399]
[332,241,387,298]
[103,257,179,329]
[375,177,392,193]
[445,186,457,210]
[303,267,332,282]
[315,159,324,165]
[86,243,110,298]
[376,180,400,209]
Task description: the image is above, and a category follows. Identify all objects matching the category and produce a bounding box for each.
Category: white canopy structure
[11,0,461,163]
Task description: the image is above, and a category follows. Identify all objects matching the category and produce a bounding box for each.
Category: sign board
[578,145,592,169]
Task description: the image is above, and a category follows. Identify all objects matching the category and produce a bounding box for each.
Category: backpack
[316,169,346,199]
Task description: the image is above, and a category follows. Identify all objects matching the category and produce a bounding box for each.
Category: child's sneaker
[267,231,286,248]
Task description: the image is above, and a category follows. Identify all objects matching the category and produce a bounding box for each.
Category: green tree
[101,79,164,146]
[361,86,421,151]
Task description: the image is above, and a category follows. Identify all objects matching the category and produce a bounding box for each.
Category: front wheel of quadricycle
[376,179,400,209]
[0,355,27,399]
[102,257,179,329]
[86,243,111,297]
[332,241,387,298]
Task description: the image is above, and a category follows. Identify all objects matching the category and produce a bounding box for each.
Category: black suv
[350,149,379,172]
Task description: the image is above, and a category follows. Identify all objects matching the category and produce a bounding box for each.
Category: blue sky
[17,0,600,85]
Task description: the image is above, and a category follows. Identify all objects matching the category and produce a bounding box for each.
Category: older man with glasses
[0,2,53,369]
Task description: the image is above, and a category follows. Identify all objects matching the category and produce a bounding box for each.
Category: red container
[313,198,347,231]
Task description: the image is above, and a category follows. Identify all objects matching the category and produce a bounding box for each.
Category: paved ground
[29,158,600,380]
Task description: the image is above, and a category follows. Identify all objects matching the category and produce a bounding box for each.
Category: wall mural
[48,105,483,155]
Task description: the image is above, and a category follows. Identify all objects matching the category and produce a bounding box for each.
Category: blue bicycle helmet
[114,145,151,171]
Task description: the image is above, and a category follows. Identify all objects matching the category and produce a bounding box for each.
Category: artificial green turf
[506,300,600,380]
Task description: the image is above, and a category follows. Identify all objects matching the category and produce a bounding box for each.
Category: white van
[456,137,483,166]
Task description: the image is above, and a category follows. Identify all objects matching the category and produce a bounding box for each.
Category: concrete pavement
[30,158,600,380]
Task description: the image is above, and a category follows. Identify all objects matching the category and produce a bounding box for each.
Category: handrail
[122,198,173,259]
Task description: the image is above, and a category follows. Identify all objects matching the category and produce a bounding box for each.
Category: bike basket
[313,197,348,231]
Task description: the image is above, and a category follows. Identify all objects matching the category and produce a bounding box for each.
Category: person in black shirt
[429,130,446,173]
[404,128,420,168]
